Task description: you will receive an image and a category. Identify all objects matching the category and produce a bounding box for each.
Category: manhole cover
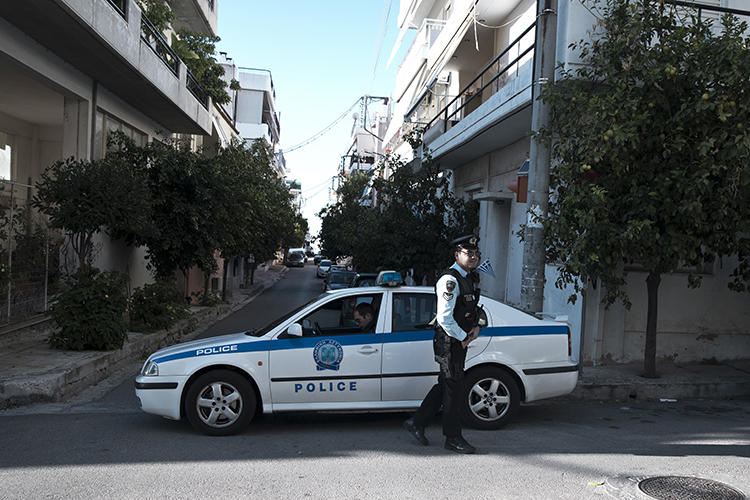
[638,476,745,500]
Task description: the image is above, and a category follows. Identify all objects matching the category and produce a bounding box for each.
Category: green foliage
[137,138,220,278]
[172,29,231,105]
[534,0,750,306]
[49,268,129,350]
[129,280,188,332]
[136,0,173,33]
[33,141,151,268]
[318,139,477,281]
[191,288,222,306]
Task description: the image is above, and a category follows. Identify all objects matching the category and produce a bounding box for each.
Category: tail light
[567,327,572,357]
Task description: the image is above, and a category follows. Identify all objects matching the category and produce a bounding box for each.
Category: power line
[281,97,361,154]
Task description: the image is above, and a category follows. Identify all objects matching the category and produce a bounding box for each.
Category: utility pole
[520,0,557,314]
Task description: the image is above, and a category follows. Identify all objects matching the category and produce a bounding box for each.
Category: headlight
[141,360,159,376]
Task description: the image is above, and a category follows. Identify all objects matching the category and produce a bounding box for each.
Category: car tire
[461,366,520,430]
[185,369,256,436]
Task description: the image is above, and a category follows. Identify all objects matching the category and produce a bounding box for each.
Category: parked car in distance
[313,254,325,265]
[351,273,378,287]
[324,270,356,291]
[135,275,578,436]
[316,259,333,278]
[286,252,305,267]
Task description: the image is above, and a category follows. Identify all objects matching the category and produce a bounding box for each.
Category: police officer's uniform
[404,235,480,454]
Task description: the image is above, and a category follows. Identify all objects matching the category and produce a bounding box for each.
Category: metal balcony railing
[665,0,750,19]
[423,20,536,131]
[186,69,209,109]
[106,0,127,19]
[140,14,179,76]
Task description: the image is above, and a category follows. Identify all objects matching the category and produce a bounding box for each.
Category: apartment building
[386,0,750,364]
[218,58,286,176]
[0,0,217,319]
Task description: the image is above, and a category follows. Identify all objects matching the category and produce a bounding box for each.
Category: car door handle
[358,346,379,354]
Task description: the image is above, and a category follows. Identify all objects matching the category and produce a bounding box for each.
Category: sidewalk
[0,265,288,410]
[1,266,748,409]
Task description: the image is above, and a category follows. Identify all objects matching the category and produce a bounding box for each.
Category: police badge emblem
[446,281,456,292]
[313,339,344,371]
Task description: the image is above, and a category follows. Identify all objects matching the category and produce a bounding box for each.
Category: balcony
[394,18,446,103]
[171,0,218,37]
[0,0,211,135]
[415,19,536,167]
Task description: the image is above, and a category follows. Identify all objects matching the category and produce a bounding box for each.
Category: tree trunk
[203,272,210,305]
[221,257,229,302]
[643,271,661,378]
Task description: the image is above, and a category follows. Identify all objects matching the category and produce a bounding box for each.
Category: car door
[381,291,438,401]
[381,291,492,401]
[269,292,384,408]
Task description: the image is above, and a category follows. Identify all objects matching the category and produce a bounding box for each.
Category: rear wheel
[185,370,255,436]
[461,366,520,430]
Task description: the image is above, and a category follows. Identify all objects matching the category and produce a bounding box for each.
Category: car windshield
[330,272,355,284]
[249,294,327,337]
[320,260,332,266]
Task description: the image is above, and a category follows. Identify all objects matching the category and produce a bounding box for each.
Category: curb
[563,380,750,402]
[0,268,288,409]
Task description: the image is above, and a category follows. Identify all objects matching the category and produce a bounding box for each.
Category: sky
[216,0,414,241]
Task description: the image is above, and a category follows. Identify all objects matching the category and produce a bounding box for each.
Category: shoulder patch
[446,281,456,292]
[443,292,454,301]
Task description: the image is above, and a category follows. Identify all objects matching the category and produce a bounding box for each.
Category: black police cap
[451,234,479,250]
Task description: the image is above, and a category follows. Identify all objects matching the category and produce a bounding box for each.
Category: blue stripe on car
[153,325,567,364]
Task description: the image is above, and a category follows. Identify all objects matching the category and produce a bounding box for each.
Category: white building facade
[386,0,750,365]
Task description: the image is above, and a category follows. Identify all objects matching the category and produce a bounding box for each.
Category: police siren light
[477,259,496,278]
[376,270,402,287]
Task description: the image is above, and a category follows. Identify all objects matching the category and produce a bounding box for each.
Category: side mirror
[287,323,303,337]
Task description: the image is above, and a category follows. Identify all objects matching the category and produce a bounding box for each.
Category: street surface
[1,264,748,499]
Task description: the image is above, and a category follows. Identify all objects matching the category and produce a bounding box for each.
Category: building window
[0,143,11,180]
[93,110,148,159]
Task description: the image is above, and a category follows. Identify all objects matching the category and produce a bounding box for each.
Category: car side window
[392,293,437,332]
[300,294,381,337]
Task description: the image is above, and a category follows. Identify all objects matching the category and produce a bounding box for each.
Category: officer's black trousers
[412,328,467,438]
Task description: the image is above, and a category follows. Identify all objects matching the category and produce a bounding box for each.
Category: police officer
[403,235,481,454]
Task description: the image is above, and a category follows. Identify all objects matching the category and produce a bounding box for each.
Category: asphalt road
[2,264,749,499]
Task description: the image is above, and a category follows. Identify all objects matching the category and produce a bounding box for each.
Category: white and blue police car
[135,271,578,436]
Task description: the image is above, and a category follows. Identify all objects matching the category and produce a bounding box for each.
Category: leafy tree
[534,0,750,377]
[319,139,478,283]
[33,152,150,268]
[210,139,301,299]
[137,138,220,280]
[136,0,173,32]
[172,29,233,105]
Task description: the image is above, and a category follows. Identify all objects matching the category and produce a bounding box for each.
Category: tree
[211,139,302,299]
[33,152,150,268]
[136,139,220,280]
[319,138,478,283]
[534,0,750,377]
[171,29,234,105]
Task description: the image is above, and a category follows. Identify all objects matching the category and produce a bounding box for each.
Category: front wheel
[185,370,256,436]
[461,366,520,430]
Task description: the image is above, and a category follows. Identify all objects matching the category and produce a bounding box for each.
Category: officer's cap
[451,234,479,250]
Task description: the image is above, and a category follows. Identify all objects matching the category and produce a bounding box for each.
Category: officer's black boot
[403,418,429,446]
[444,436,475,454]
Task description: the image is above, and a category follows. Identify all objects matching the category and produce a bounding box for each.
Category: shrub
[130,280,188,332]
[49,268,129,350]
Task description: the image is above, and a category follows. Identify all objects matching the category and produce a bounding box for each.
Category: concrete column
[474,192,513,302]
[62,96,90,160]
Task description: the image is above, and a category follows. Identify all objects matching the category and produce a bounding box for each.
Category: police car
[135,271,578,436]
